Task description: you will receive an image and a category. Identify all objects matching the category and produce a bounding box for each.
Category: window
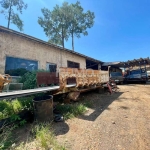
[110,72,122,77]
[67,61,80,68]
[46,63,57,72]
[130,70,141,75]
[5,56,38,76]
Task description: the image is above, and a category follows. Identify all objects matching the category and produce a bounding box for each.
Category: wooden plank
[36,72,59,87]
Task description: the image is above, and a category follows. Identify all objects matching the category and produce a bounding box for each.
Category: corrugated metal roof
[0,26,102,63]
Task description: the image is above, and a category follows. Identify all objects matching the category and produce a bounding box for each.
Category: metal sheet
[0,84,76,100]
[59,68,109,89]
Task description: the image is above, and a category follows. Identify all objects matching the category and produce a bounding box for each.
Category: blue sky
[0,0,150,62]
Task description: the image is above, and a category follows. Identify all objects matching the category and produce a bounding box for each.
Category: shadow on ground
[53,122,69,136]
[3,90,124,148]
[78,91,124,121]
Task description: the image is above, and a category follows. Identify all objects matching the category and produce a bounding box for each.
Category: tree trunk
[7,1,12,29]
[61,26,64,67]
[62,27,64,49]
[72,30,74,51]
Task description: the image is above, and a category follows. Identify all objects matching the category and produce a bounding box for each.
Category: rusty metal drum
[33,95,53,122]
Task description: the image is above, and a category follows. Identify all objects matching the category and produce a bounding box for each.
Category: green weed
[30,123,66,150]
[82,100,93,108]
[0,123,66,150]
[0,97,33,120]
[56,103,87,120]
[0,125,15,150]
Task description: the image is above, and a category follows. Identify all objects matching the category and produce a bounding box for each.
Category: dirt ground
[54,83,150,150]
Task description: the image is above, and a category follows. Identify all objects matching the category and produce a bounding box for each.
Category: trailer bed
[0,84,76,100]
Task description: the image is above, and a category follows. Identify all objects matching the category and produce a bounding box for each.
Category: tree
[68,1,95,51]
[48,37,62,47]
[38,3,70,48]
[0,0,27,31]
[38,1,95,50]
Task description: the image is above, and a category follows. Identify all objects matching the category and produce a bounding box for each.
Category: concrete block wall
[0,32,86,74]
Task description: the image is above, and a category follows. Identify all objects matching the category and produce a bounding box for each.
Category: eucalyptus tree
[38,1,95,50]
[68,1,95,51]
[38,3,70,48]
[0,0,27,31]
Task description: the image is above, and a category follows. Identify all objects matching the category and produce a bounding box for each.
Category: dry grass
[0,123,66,150]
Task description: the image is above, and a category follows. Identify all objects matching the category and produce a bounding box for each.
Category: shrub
[5,68,29,76]
[0,100,14,120]
[19,71,37,90]
[19,70,48,90]
[0,97,33,120]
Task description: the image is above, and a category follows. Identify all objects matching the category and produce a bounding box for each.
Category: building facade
[0,26,99,75]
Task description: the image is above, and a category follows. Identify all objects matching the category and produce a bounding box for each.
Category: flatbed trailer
[0,67,109,101]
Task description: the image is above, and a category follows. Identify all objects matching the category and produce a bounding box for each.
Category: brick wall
[0,32,86,74]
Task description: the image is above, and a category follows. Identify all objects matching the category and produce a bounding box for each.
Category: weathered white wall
[0,32,86,74]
